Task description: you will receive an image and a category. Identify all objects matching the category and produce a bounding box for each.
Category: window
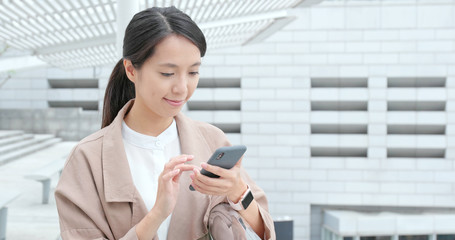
[437,235,455,240]
[399,236,429,240]
[360,237,392,240]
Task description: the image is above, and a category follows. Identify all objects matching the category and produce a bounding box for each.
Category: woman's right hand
[153,154,195,219]
[136,154,195,239]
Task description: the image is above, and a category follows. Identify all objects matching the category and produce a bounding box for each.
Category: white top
[121,119,181,240]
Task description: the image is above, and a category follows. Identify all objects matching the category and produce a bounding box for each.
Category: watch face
[241,191,254,210]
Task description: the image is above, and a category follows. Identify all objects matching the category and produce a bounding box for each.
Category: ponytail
[101,59,135,128]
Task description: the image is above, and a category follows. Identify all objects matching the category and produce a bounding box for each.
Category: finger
[165,155,194,171]
[234,156,244,167]
[162,168,180,181]
[174,164,197,172]
[192,169,227,193]
[194,170,222,187]
[200,162,231,178]
[173,170,183,183]
[191,180,225,196]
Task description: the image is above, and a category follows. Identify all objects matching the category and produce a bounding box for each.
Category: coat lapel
[101,102,218,239]
[167,112,214,239]
[101,100,149,238]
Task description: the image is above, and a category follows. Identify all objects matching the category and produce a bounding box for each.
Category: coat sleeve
[241,168,276,240]
[54,147,139,240]
[207,169,276,240]
[197,121,276,239]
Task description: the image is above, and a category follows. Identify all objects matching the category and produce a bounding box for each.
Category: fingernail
[201,162,207,168]
[188,155,194,158]
[190,174,194,179]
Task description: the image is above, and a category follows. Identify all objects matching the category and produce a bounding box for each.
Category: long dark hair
[102,6,207,128]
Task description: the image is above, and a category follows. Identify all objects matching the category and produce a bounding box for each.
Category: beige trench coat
[55,100,275,240]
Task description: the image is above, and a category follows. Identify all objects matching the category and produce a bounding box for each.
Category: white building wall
[195,1,455,239]
[1,0,455,239]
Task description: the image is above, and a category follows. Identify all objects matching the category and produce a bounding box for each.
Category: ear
[123,59,137,83]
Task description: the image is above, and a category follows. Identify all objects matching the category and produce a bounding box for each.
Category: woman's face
[127,34,201,120]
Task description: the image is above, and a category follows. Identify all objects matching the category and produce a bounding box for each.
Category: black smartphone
[189,145,247,191]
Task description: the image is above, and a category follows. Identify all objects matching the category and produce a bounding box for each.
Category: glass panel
[437,235,455,240]
[360,237,392,240]
[399,236,429,240]
[344,237,354,240]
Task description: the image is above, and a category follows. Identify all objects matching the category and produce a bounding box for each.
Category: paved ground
[0,142,77,240]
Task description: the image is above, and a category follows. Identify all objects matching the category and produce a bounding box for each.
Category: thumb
[235,156,243,167]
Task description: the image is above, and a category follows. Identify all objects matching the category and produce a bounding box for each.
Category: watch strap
[228,185,254,211]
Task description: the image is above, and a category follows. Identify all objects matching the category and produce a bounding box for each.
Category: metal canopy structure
[0,0,318,70]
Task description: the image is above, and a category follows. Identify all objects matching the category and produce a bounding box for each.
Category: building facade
[1,0,455,239]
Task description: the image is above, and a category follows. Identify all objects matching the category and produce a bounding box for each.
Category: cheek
[187,80,199,97]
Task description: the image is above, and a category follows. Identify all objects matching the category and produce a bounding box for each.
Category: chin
[164,108,182,118]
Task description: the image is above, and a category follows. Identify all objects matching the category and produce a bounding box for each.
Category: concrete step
[0,137,62,166]
[0,130,24,140]
[0,135,56,156]
[0,134,34,147]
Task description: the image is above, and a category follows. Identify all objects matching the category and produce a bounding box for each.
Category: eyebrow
[159,62,201,68]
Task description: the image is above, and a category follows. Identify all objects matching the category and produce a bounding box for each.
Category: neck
[124,100,173,137]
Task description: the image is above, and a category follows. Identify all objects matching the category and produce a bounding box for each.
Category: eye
[160,72,174,77]
[189,71,199,76]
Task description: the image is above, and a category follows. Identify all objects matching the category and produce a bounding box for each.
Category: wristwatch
[228,185,254,211]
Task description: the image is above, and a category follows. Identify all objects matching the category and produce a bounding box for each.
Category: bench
[0,191,20,240]
[25,157,66,204]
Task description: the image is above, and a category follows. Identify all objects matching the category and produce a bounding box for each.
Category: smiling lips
[164,98,185,107]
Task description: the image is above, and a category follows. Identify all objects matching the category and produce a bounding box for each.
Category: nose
[172,75,188,95]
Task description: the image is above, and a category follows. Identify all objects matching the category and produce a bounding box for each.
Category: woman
[55,6,275,240]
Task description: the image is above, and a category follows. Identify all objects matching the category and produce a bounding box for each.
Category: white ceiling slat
[52,31,67,45]
[19,18,42,36]
[261,0,279,12]
[2,2,27,20]
[53,2,84,39]
[193,4,206,22]
[181,0,190,12]
[175,0,182,10]
[77,0,103,36]
[5,16,38,39]
[0,5,19,21]
[36,1,67,31]
[10,1,33,20]
[224,0,243,19]
[238,1,260,17]
[104,1,116,33]
[25,34,47,49]
[255,0,274,13]
[268,0,288,12]
[10,19,37,40]
[220,1,237,19]
[0,0,303,70]
[188,0,198,20]
[0,20,20,39]
[248,0,266,15]
[67,6,93,39]
[46,15,68,41]
[36,15,55,34]
[0,30,29,49]
[0,27,13,41]
[37,34,115,55]
[75,1,99,37]
[87,0,108,34]
[205,0,221,22]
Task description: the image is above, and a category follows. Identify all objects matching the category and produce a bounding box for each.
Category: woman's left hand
[190,159,248,203]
